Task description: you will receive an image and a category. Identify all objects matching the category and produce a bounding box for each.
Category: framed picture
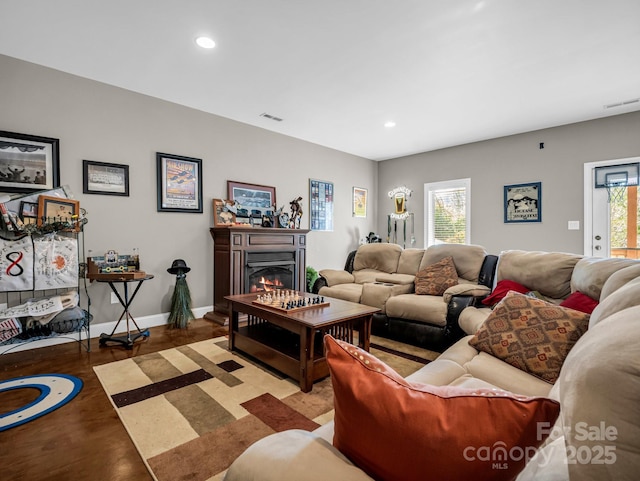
[504,182,542,223]
[83,160,130,196]
[310,179,334,231]
[19,201,38,225]
[37,195,80,231]
[227,181,276,224]
[0,130,60,194]
[353,187,367,218]
[156,153,203,213]
[212,199,236,226]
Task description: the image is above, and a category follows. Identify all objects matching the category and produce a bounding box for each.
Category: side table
[98,274,154,349]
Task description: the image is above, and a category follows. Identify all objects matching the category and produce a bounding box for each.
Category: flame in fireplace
[250,276,284,293]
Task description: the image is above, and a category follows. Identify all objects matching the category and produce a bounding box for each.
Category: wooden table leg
[358,315,372,351]
[228,308,238,351]
[299,327,315,392]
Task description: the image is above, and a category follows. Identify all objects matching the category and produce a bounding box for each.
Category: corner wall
[378,111,640,255]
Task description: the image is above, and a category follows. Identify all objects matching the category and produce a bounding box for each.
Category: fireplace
[206,227,309,322]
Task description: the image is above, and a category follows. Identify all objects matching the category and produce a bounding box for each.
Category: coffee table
[225,292,380,392]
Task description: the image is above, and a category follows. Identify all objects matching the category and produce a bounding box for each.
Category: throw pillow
[325,335,560,481]
[559,291,599,314]
[414,255,458,295]
[481,279,530,306]
[469,291,590,383]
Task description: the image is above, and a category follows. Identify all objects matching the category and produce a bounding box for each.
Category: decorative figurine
[167,259,195,329]
[289,196,303,229]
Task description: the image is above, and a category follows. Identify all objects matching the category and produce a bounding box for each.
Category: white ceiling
[1,0,639,161]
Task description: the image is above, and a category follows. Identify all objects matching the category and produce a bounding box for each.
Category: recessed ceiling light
[195,36,216,49]
[384,121,396,128]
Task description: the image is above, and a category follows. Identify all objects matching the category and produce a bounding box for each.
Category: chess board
[252,292,329,312]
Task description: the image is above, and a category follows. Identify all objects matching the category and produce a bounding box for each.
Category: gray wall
[0,54,378,324]
[378,111,640,255]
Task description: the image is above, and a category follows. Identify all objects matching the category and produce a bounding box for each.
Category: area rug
[93,335,438,481]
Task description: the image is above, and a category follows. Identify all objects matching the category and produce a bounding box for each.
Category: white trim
[1,305,214,354]
[424,178,471,247]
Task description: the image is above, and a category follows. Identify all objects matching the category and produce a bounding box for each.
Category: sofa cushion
[374,273,415,285]
[599,262,640,300]
[481,279,531,306]
[419,243,486,282]
[325,335,560,481]
[396,248,425,275]
[589,275,640,328]
[556,304,640,481]
[386,294,447,327]
[319,269,355,287]
[353,243,402,273]
[469,291,590,383]
[318,283,363,303]
[497,250,583,299]
[415,255,458,295]
[353,269,387,284]
[570,256,639,301]
[442,282,491,304]
[360,282,413,313]
[559,291,598,314]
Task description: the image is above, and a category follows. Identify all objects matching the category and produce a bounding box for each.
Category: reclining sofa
[313,242,497,350]
[225,251,640,481]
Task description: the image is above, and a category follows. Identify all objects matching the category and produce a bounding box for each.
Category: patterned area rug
[93,335,439,481]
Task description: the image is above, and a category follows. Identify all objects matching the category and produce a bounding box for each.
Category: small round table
[98,274,154,349]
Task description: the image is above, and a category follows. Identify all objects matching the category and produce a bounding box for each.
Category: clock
[278,212,290,228]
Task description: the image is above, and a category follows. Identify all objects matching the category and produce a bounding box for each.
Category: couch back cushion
[570,256,640,301]
[497,250,583,299]
[396,248,425,275]
[353,243,402,273]
[599,262,640,300]
[419,243,486,282]
[588,275,640,328]
[555,304,640,481]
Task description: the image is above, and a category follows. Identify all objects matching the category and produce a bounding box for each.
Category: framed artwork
[37,195,80,231]
[19,201,38,225]
[310,179,334,231]
[504,182,541,223]
[0,130,60,194]
[156,152,203,213]
[227,180,276,224]
[212,198,236,226]
[83,160,130,196]
[353,187,367,218]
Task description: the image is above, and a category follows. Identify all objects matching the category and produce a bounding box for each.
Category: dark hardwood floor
[0,319,228,481]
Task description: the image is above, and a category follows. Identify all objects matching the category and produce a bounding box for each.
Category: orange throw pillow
[325,336,560,481]
[414,255,458,295]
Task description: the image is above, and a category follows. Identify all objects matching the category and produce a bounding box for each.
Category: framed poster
[504,182,541,223]
[0,130,60,194]
[353,187,367,218]
[310,179,334,231]
[212,198,236,226]
[156,152,203,213]
[83,160,129,196]
[227,181,276,224]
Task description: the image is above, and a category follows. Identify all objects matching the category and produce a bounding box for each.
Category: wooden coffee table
[225,292,380,392]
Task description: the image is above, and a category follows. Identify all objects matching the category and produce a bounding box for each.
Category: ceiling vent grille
[260,112,283,122]
[604,98,639,109]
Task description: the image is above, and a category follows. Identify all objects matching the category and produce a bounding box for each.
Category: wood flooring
[0,319,228,481]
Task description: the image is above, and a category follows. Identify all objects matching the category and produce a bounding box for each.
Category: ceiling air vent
[260,112,283,122]
[604,98,639,109]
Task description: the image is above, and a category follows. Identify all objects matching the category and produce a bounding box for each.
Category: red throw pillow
[325,335,560,481]
[560,291,599,314]
[481,279,530,306]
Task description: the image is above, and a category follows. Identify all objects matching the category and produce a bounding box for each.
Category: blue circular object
[0,374,83,431]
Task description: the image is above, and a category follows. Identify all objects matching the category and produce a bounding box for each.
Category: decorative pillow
[481,279,531,306]
[559,291,599,314]
[469,291,590,383]
[414,255,458,295]
[325,335,560,481]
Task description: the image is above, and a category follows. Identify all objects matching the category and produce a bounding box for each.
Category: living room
[1,2,640,480]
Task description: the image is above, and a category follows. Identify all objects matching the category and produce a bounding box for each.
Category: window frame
[424,178,471,247]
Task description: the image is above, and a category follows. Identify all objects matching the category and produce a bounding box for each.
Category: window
[424,178,470,246]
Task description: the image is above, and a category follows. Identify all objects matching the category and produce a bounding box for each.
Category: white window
[424,178,471,246]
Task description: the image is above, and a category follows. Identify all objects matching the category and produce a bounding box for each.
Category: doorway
[584,158,640,258]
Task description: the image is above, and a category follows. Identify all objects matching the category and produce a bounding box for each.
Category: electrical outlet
[110,292,119,304]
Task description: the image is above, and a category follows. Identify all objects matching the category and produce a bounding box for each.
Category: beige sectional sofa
[225,251,640,481]
[315,242,496,349]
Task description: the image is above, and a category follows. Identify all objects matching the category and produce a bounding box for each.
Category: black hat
[167,259,191,274]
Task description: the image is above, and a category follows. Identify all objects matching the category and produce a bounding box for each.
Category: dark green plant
[306,266,319,292]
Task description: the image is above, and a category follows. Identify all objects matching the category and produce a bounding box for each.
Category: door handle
[594,245,602,250]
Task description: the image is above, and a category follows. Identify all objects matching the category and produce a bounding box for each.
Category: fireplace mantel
[204,227,309,323]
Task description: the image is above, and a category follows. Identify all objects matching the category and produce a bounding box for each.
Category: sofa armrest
[312,276,327,294]
[478,254,499,288]
[374,273,415,285]
[319,269,356,287]
[344,249,357,273]
[224,429,374,481]
[444,295,484,341]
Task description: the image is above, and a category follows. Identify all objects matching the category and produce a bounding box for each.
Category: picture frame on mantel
[504,181,541,223]
[227,180,276,225]
[0,130,60,194]
[156,152,203,213]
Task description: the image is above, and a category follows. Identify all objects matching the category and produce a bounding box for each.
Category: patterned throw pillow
[415,256,458,295]
[469,291,590,383]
